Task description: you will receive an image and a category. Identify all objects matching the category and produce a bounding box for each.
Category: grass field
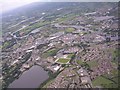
[92,76,118,88]
[67,53,74,59]
[47,49,57,55]
[57,58,70,64]
[103,69,119,84]
[43,49,58,58]
[65,27,75,33]
[76,60,83,65]
[87,60,98,68]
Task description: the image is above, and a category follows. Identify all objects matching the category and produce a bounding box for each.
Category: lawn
[65,27,75,33]
[3,41,10,48]
[47,49,57,55]
[92,76,118,88]
[76,60,84,65]
[110,69,119,77]
[0,80,2,90]
[17,21,50,36]
[112,49,120,58]
[112,49,120,64]
[102,69,119,84]
[87,60,98,68]
[67,53,74,59]
[57,14,76,23]
[0,31,2,37]
[2,40,15,49]
[43,49,58,57]
[57,58,70,64]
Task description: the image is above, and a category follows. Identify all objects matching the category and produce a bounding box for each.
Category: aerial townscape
[1,2,119,89]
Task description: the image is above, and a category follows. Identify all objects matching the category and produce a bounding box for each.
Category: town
[1,2,119,89]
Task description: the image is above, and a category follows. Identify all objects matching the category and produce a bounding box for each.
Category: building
[63,46,79,54]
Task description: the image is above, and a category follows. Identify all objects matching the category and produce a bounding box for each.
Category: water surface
[9,65,48,88]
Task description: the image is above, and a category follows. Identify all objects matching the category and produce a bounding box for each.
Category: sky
[1,0,41,13]
[0,0,119,13]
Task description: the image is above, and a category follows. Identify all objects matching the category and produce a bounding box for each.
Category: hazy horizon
[1,0,119,13]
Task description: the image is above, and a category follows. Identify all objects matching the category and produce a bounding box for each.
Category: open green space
[44,49,58,57]
[3,41,10,48]
[76,60,84,65]
[56,13,77,23]
[112,49,120,63]
[15,21,50,36]
[76,60,92,70]
[102,69,119,84]
[57,58,70,64]
[92,76,118,88]
[2,40,16,49]
[87,60,98,68]
[65,27,75,33]
[67,53,74,59]
[0,31,2,37]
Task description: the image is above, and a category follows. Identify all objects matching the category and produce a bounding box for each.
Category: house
[63,46,79,54]
[77,68,88,77]
[60,34,78,45]
[47,57,54,63]
[93,16,114,22]
[85,12,97,16]
[11,60,19,66]
[47,64,61,72]
[53,65,61,71]
[81,76,89,84]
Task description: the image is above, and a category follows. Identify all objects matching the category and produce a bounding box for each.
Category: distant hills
[2,2,117,17]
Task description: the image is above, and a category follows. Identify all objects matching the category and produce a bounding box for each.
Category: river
[8,65,49,88]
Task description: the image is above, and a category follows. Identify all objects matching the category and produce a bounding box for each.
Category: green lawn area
[56,14,77,23]
[110,69,119,77]
[43,49,58,58]
[2,40,14,49]
[67,53,74,59]
[76,60,84,65]
[3,41,10,48]
[65,27,75,33]
[112,49,120,58]
[17,21,50,36]
[92,76,118,88]
[87,60,98,68]
[102,69,119,84]
[56,17,68,22]
[57,58,70,64]
[112,49,120,64]
[0,31,2,37]
[111,61,118,68]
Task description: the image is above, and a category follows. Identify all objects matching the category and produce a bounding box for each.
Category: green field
[87,60,98,68]
[112,49,120,64]
[43,49,58,57]
[56,14,77,23]
[15,21,50,36]
[92,76,118,88]
[65,27,75,33]
[67,53,74,59]
[76,60,84,65]
[102,69,119,84]
[57,58,70,64]
[0,31,2,37]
